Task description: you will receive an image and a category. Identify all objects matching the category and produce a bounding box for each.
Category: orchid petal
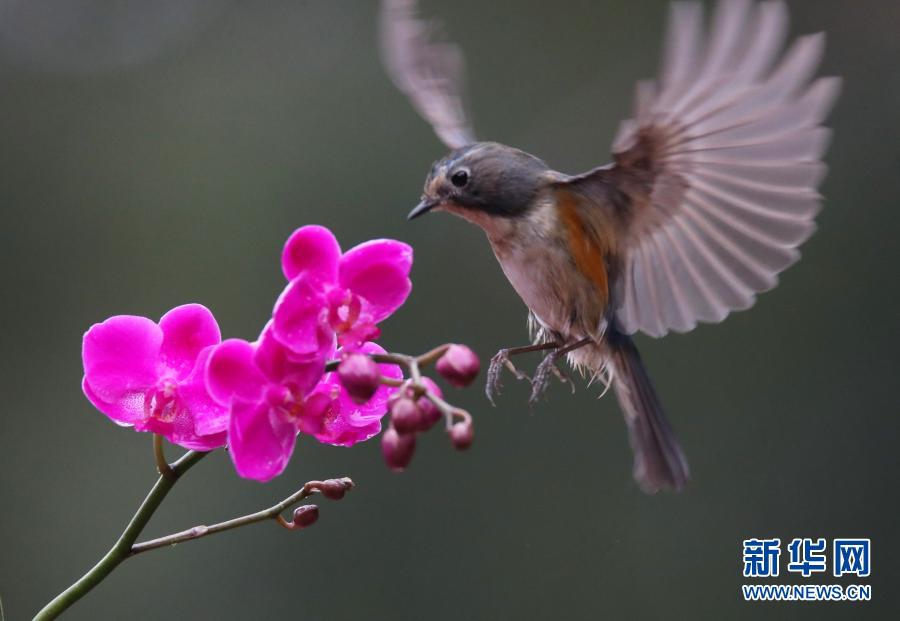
[254,322,327,394]
[304,380,356,446]
[312,389,383,447]
[281,225,341,284]
[134,414,172,437]
[420,375,443,400]
[179,346,229,438]
[162,392,226,452]
[228,400,297,482]
[323,418,383,447]
[158,304,221,379]
[82,315,162,403]
[206,339,267,406]
[82,376,146,426]
[295,389,333,436]
[171,429,228,452]
[339,239,413,323]
[337,321,381,352]
[272,278,331,357]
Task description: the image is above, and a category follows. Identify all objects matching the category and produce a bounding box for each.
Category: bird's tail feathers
[600,333,690,493]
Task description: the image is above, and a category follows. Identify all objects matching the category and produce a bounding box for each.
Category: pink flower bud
[417,398,441,431]
[319,478,350,500]
[337,353,381,404]
[391,397,422,434]
[381,427,416,471]
[435,344,480,388]
[416,377,443,431]
[449,420,474,451]
[292,504,320,529]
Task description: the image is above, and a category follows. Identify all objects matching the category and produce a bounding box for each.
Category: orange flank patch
[557,191,609,307]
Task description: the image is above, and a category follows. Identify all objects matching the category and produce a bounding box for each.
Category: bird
[379,0,840,493]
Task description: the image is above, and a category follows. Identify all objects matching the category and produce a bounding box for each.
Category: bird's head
[408,142,551,223]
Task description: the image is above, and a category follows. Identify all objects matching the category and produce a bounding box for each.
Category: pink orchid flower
[307,342,402,447]
[82,304,228,451]
[206,324,401,481]
[205,322,328,482]
[272,225,413,357]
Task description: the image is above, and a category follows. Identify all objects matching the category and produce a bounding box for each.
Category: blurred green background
[1,0,898,619]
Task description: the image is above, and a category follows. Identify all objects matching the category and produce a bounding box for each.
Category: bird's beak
[407,198,440,220]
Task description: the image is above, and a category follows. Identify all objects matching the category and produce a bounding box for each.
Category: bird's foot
[529,352,574,404]
[486,348,531,405]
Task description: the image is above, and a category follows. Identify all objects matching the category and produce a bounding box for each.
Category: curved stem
[378,375,405,387]
[33,450,207,621]
[152,434,174,479]
[324,351,415,374]
[322,348,447,394]
[130,477,352,555]
[425,390,467,431]
[415,344,450,368]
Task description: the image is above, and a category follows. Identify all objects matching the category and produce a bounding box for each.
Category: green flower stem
[424,390,469,430]
[36,346,446,619]
[152,433,174,479]
[129,476,352,555]
[33,450,208,621]
[323,345,449,377]
[325,351,413,373]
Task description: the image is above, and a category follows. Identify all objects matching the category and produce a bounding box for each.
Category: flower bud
[416,377,443,431]
[292,504,319,529]
[435,344,480,388]
[417,398,442,431]
[391,397,422,434]
[449,420,474,451]
[381,427,416,471]
[337,352,381,404]
[319,478,349,500]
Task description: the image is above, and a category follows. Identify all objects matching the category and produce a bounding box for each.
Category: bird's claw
[486,349,531,405]
[528,353,573,404]
[552,364,576,394]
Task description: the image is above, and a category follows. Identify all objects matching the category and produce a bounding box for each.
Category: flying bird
[380,0,840,492]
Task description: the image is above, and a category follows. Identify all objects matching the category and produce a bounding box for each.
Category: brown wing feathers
[584,0,839,337]
[557,190,612,309]
[379,0,475,149]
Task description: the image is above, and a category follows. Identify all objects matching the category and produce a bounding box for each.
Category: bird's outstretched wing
[567,0,840,338]
[379,0,476,149]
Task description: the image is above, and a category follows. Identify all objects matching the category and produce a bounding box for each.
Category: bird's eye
[450,169,470,188]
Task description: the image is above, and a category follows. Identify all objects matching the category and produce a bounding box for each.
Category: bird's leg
[486,342,559,405]
[529,337,593,404]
